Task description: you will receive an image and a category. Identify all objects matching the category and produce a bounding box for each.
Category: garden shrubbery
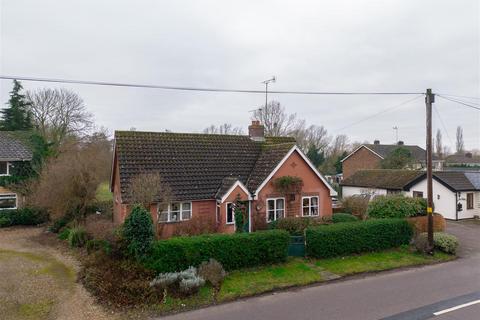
[270,217,324,235]
[0,207,49,228]
[305,219,413,258]
[68,226,89,247]
[144,229,290,273]
[367,194,427,219]
[332,213,358,223]
[433,232,459,254]
[122,205,155,260]
[341,196,369,219]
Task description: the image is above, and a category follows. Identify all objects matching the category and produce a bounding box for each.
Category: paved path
[161,220,480,320]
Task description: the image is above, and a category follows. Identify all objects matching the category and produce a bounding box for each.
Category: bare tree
[26,88,93,147]
[203,123,244,135]
[292,123,331,152]
[252,101,300,136]
[456,126,464,154]
[29,131,112,220]
[435,129,443,158]
[128,172,171,209]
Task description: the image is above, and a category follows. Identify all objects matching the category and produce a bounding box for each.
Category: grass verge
[95,182,112,202]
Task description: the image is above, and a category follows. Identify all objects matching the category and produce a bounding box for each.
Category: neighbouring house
[0,131,33,210]
[341,140,444,180]
[341,169,480,220]
[444,152,480,171]
[111,121,337,238]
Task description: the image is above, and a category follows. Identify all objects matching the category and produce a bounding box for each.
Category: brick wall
[342,146,382,179]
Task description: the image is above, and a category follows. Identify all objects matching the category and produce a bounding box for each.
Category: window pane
[311,197,318,206]
[303,206,310,216]
[311,207,319,216]
[158,211,168,222]
[276,209,284,220]
[267,210,275,222]
[182,202,191,211]
[171,203,180,212]
[170,211,180,221]
[226,203,234,223]
[182,210,191,220]
[0,196,15,209]
[303,197,309,207]
[0,162,7,175]
[267,200,275,211]
[276,199,284,209]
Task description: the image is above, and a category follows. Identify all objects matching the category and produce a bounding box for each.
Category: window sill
[158,220,190,224]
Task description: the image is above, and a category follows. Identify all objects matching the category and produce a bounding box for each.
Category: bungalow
[0,131,33,210]
[111,121,336,238]
[341,169,480,220]
[341,140,444,179]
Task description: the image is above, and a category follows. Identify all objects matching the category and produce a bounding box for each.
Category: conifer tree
[0,80,33,131]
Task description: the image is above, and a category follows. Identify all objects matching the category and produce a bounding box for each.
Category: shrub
[145,230,290,273]
[332,213,358,223]
[150,266,205,297]
[86,239,112,255]
[433,232,459,254]
[341,196,369,219]
[198,259,226,288]
[49,215,72,233]
[122,205,154,260]
[407,214,446,234]
[79,251,160,307]
[172,215,217,237]
[271,217,323,236]
[413,233,430,254]
[68,226,88,247]
[0,207,49,228]
[367,195,427,219]
[305,219,413,258]
[58,228,71,240]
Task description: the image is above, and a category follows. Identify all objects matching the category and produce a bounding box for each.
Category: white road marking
[433,299,480,316]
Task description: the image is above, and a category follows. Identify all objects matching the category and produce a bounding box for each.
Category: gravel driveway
[0,226,115,320]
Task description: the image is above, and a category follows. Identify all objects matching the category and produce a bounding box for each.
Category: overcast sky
[1,0,479,150]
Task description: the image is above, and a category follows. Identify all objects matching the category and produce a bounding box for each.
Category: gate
[288,236,305,257]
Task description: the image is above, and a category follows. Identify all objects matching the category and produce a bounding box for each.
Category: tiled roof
[465,172,480,190]
[445,154,480,164]
[363,144,439,161]
[0,131,33,161]
[115,131,295,202]
[341,169,424,190]
[433,171,478,191]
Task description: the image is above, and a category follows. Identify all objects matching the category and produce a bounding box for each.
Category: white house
[341,169,480,220]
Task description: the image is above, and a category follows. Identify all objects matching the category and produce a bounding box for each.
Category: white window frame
[266,197,285,222]
[225,202,235,225]
[302,196,319,217]
[0,193,17,210]
[0,161,10,176]
[158,202,192,223]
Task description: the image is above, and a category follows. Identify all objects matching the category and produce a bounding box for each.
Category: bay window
[267,198,285,222]
[158,202,192,222]
[302,196,319,216]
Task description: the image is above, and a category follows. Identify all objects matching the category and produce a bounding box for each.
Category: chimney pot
[374,140,380,145]
[248,120,265,142]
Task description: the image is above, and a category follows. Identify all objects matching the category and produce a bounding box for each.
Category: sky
[0,0,479,151]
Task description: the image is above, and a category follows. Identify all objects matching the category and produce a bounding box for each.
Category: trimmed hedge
[144,230,290,273]
[305,219,413,258]
[0,207,49,228]
[367,195,427,219]
[332,213,358,223]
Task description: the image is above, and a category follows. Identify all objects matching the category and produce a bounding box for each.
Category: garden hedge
[0,207,49,228]
[367,195,427,219]
[144,229,290,273]
[305,219,413,258]
[332,213,359,223]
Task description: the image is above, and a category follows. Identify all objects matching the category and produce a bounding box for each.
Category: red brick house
[111,121,336,238]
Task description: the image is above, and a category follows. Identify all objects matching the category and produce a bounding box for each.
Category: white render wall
[342,186,389,198]
[406,179,457,219]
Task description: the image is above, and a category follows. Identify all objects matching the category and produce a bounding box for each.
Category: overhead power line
[433,104,453,147]
[437,95,480,111]
[334,94,423,132]
[438,93,480,100]
[0,75,423,95]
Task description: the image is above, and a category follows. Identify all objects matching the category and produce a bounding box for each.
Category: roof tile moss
[341,169,424,190]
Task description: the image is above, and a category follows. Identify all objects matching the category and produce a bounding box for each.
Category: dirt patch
[0,227,116,320]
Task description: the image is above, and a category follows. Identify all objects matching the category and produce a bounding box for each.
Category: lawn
[95,182,112,202]
[315,246,454,276]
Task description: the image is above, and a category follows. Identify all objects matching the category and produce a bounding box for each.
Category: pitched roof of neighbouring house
[465,172,480,190]
[433,171,478,191]
[0,131,33,161]
[114,131,296,202]
[342,143,440,163]
[341,169,424,190]
[445,154,480,164]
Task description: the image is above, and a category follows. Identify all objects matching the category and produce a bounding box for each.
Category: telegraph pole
[425,88,435,253]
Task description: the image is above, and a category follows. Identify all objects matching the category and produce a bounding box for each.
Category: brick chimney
[374,140,380,145]
[248,120,265,142]
[397,141,404,145]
